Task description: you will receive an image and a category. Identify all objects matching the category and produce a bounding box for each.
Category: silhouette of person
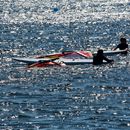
[113,37,128,54]
[93,49,114,65]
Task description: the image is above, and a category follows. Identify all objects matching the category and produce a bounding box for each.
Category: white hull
[12,49,126,65]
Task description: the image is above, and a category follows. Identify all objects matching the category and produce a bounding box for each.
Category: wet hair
[120,38,126,43]
[97,49,103,55]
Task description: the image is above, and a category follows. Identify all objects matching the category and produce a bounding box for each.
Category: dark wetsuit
[114,38,128,54]
[115,43,128,50]
[93,54,113,65]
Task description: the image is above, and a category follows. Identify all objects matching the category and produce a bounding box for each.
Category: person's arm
[103,56,114,63]
[125,44,129,51]
[113,44,119,50]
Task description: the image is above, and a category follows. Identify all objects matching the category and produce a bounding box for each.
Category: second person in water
[93,49,114,65]
[113,37,128,54]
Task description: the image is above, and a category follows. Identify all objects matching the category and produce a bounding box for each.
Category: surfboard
[12,57,55,64]
[93,49,127,56]
[12,57,108,65]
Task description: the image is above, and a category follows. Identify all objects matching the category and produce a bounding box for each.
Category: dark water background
[1,0,130,129]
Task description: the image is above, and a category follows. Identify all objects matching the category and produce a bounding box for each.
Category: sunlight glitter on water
[1,0,130,129]
[1,0,130,24]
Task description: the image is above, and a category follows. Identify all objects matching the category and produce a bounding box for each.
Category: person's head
[120,38,126,44]
[97,49,103,55]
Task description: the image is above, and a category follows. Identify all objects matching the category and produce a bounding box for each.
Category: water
[0,0,130,129]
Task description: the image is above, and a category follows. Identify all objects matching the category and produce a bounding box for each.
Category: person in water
[113,37,128,54]
[93,49,114,65]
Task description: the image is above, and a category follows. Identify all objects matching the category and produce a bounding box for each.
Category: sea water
[0,0,130,129]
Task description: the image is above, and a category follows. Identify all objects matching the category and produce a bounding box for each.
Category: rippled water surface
[1,0,130,130]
